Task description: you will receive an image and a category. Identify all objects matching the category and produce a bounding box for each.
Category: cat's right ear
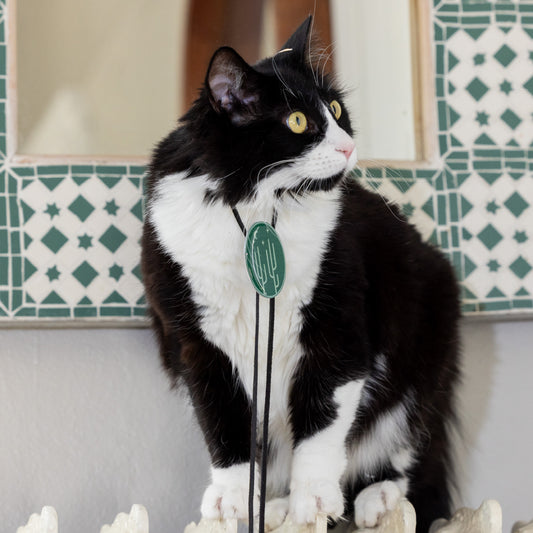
[206,47,261,125]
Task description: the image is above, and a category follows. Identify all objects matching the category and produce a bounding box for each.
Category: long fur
[141,18,461,533]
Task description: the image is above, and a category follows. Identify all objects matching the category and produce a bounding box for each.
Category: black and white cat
[142,18,461,533]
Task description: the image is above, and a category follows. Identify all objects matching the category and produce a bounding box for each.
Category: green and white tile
[445,25,533,149]
[7,166,146,319]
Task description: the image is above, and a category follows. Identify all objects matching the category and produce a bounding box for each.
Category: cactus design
[245,222,285,298]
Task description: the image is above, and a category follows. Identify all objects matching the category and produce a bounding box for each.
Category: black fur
[142,17,461,533]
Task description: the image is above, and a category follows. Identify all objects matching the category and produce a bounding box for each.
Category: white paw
[354,480,402,529]
[265,498,289,531]
[289,480,344,524]
[200,464,255,520]
[200,482,251,520]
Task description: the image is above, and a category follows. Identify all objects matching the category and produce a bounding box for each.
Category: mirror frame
[2,0,532,325]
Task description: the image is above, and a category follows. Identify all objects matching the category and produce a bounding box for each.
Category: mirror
[16,0,421,161]
[330,0,418,161]
[16,0,187,157]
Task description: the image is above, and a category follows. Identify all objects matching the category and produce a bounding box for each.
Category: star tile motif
[475,111,489,126]
[514,231,528,244]
[44,203,60,219]
[486,200,500,214]
[78,234,93,250]
[45,266,60,282]
[487,260,501,273]
[104,199,119,216]
[109,264,124,282]
[499,80,513,95]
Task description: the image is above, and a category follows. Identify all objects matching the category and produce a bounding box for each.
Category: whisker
[271,55,295,97]
[308,3,319,86]
[320,45,337,86]
[354,163,406,224]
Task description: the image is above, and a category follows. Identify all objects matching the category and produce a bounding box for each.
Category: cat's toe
[289,480,344,524]
[200,483,251,520]
[265,497,289,531]
[354,480,402,529]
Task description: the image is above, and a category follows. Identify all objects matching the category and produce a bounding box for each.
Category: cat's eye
[287,111,307,134]
[330,100,342,120]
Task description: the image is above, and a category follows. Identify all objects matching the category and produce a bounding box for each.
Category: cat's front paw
[354,480,402,529]
[200,464,255,520]
[265,498,289,531]
[289,480,344,524]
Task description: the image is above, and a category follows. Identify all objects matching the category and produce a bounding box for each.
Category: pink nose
[336,140,355,160]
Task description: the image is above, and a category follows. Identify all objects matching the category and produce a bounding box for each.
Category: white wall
[1,320,532,532]
[455,319,533,531]
[0,328,209,533]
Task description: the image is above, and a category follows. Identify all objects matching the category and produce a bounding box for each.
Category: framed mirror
[15,0,432,163]
[2,0,532,323]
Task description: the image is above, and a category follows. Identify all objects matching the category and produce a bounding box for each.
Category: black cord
[259,296,275,533]
[232,206,277,533]
[232,207,247,236]
[248,292,260,533]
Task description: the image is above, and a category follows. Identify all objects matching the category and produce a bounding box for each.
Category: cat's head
[185,17,357,205]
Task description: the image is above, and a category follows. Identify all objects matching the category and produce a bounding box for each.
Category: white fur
[289,380,366,523]
[201,463,256,520]
[265,498,290,531]
[345,401,412,483]
[354,480,403,528]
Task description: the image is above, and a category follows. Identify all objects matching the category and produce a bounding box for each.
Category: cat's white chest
[149,173,340,418]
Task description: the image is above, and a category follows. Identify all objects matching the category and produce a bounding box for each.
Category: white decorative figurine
[16,506,58,533]
[429,500,502,533]
[100,504,149,533]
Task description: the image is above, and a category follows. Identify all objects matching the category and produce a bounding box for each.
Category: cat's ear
[278,16,313,63]
[206,47,261,125]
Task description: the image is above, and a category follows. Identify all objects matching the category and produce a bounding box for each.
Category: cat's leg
[180,337,255,521]
[404,427,454,533]
[351,440,413,527]
[288,378,366,524]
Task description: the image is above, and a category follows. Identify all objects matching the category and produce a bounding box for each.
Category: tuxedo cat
[141,18,461,533]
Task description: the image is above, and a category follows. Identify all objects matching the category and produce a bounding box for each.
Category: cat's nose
[336,139,355,160]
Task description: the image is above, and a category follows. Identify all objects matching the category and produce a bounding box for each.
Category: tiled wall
[1,0,532,323]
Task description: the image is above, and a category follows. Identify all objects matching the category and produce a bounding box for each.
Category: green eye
[330,100,342,120]
[287,111,307,134]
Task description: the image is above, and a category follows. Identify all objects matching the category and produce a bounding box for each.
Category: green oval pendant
[245,222,285,298]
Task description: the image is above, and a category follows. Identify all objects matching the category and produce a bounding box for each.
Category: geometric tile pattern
[424,0,533,315]
[1,0,532,321]
[12,166,146,319]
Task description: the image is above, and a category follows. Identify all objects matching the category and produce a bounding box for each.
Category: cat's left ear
[278,16,313,63]
[206,47,261,125]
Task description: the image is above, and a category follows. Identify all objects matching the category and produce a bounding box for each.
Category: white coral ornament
[16,499,531,533]
[512,519,533,533]
[430,500,503,533]
[100,505,149,533]
[184,518,238,533]
[16,506,58,533]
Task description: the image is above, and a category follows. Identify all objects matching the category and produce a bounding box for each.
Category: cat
[141,17,461,533]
